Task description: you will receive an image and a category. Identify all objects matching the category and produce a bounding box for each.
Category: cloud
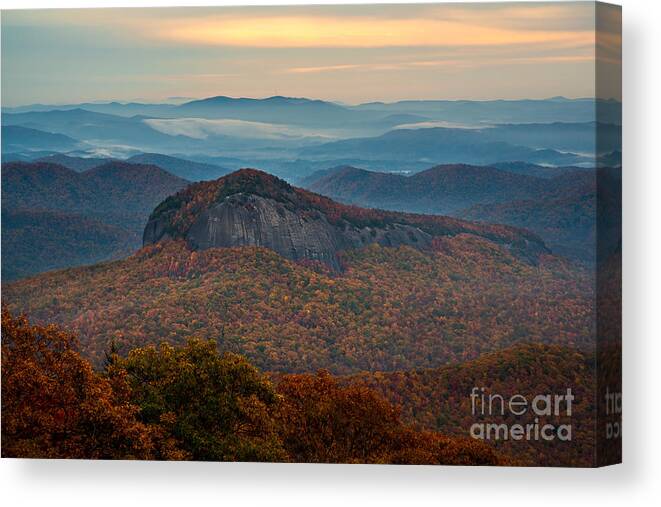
[1,3,612,104]
[393,121,485,130]
[154,15,593,49]
[285,54,592,75]
[143,117,335,141]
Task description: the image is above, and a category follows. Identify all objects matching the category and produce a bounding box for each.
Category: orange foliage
[275,370,511,465]
[1,310,512,465]
[350,343,596,466]
[1,310,155,459]
[4,235,594,374]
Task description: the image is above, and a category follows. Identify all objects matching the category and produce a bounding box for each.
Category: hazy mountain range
[1,95,622,279]
[3,95,621,125]
[2,96,621,181]
[303,164,621,263]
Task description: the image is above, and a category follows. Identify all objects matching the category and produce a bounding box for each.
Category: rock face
[143,168,548,269]
[146,192,432,270]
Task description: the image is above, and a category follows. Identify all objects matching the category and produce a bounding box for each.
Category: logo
[469,387,574,442]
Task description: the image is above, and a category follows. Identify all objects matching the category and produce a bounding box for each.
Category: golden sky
[1,2,621,105]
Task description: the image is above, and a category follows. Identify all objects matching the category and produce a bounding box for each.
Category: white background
[0,0,658,505]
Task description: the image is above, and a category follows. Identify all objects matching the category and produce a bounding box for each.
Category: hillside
[349,343,596,467]
[304,164,546,215]
[1,161,189,278]
[126,153,231,181]
[2,310,511,465]
[461,169,621,263]
[300,127,588,166]
[1,209,136,281]
[2,161,188,225]
[306,165,620,263]
[1,125,80,153]
[4,232,593,373]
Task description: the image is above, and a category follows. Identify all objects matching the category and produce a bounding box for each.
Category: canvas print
[0,2,621,466]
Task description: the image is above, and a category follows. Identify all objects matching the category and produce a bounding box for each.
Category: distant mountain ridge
[300,127,592,166]
[35,153,112,172]
[304,164,547,215]
[304,164,620,264]
[2,161,188,219]
[3,96,622,125]
[1,108,208,154]
[2,161,189,279]
[2,125,80,153]
[3,97,619,170]
[461,168,621,263]
[126,153,232,181]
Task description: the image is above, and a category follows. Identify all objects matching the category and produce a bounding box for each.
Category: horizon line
[2,94,622,109]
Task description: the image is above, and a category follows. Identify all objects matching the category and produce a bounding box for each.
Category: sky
[1,2,622,106]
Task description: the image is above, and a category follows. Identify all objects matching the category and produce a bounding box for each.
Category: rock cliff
[143,169,547,269]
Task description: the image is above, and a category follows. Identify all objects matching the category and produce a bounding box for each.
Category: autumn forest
[1,3,622,467]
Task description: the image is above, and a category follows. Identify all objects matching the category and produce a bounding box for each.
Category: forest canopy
[1,310,510,465]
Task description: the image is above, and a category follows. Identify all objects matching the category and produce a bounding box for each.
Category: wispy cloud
[285,61,463,74]
[155,15,593,49]
[285,54,592,75]
[144,117,335,141]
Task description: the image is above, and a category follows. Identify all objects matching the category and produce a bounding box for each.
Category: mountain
[300,127,589,166]
[4,226,591,373]
[490,161,589,179]
[144,169,548,270]
[5,97,621,126]
[35,153,111,172]
[126,153,232,181]
[460,168,621,263]
[176,95,357,126]
[2,161,189,223]
[1,101,178,118]
[305,164,620,263]
[1,125,80,152]
[350,98,621,125]
[1,108,206,154]
[1,209,136,281]
[304,164,546,215]
[2,161,189,278]
[480,122,621,154]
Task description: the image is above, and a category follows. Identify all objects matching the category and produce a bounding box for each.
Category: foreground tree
[117,339,287,462]
[2,310,511,464]
[276,371,509,465]
[1,310,154,459]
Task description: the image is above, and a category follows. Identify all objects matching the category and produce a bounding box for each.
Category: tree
[1,310,154,459]
[275,370,508,465]
[117,339,287,462]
